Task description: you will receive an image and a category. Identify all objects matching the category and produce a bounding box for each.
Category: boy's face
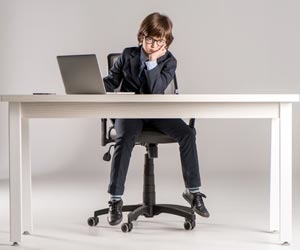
[142,36,166,55]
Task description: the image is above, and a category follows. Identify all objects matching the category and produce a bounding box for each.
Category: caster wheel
[87,217,99,227]
[121,222,133,233]
[184,219,196,230]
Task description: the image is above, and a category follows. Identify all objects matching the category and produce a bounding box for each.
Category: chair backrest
[107,53,178,94]
[107,53,121,70]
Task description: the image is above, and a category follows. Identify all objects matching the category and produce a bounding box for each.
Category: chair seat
[109,128,177,144]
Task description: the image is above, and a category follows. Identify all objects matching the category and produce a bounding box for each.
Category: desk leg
[270,118,279,232]
[279,103,292,244]
[9,103,23,244]
[22,118,32,234]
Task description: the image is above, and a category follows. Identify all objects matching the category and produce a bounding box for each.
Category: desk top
[1,94,299,103]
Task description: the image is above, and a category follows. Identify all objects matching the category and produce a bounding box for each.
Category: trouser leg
[108,119,143,195]
[149,119,201,188]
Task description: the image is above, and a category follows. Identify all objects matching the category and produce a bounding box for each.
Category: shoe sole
[107,215,123,226]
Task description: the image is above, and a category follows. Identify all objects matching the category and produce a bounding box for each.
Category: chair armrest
[101,119,115,145]
[101,119,108,146]
[189,118,195,129]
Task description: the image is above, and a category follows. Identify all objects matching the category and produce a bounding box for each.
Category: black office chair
[87,53,196,232]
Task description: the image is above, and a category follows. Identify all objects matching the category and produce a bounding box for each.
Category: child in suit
[104,12,209,226]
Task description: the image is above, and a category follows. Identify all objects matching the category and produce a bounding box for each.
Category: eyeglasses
[144,36,166,46]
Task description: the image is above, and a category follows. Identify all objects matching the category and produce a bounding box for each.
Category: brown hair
[137,12,174,47]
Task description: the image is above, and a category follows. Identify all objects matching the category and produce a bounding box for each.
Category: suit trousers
[108,119,201,195]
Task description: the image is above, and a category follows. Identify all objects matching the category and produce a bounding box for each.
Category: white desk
[1,94,299,245]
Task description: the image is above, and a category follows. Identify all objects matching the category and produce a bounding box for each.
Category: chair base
[90,202,196,232]
[93,203,195,221]
[88,147,196,231]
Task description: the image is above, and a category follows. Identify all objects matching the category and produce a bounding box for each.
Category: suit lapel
[129,48,140,79]
[128,48,143,91]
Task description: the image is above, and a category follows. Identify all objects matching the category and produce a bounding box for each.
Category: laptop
[57,54,108,94]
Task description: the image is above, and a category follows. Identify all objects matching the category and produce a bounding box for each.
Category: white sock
[110,195,122,201]
[188,187,200,194]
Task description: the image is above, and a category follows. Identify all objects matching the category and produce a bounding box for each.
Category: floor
[0,171,299,250]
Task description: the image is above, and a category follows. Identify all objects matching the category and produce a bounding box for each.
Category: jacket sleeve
[144,54,177,94]
[103,51,125,92]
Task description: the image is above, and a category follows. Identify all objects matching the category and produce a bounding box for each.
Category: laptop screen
[57,54,107,94]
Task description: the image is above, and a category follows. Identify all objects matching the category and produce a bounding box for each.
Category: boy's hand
[148,45,167,61]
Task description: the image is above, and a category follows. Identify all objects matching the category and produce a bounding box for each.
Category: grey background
[0,0,299,185]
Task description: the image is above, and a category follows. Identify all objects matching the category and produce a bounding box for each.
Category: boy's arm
[144,52,177,94]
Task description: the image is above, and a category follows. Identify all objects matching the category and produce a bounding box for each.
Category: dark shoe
[183,190,210,218]
[107,199,123,226]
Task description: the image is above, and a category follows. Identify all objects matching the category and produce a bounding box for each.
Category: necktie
[138,62,145,78]
[138,62,148,93]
